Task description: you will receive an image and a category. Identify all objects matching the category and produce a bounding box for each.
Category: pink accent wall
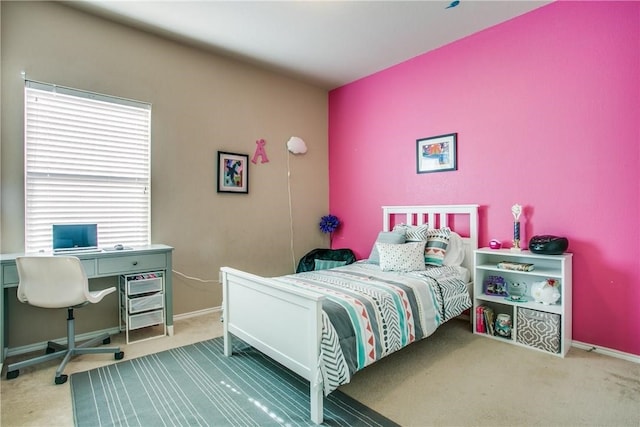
[328,2,640,356]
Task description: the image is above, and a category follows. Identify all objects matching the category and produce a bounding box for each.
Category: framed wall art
[416,133,457,174]
[217,151,249,194]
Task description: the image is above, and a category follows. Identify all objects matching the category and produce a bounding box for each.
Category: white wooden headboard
[382,204,479,272]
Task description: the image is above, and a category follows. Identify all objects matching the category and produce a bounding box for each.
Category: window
[24,80,151,253]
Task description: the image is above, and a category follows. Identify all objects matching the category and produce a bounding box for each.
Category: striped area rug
[70,337,398,426]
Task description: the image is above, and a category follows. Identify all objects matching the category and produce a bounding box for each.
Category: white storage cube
[516,308,561,354]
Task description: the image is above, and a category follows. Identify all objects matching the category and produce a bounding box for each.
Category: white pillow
[368,231,406,264]
[443,231,466,266]
[376,241,427,272]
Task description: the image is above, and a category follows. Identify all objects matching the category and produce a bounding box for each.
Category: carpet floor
[70,337,398,426]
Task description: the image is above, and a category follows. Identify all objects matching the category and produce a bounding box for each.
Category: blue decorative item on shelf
[506,281,527,302]
[495,313,512,338]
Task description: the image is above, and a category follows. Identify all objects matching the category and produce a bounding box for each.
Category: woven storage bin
[516,308,560,353]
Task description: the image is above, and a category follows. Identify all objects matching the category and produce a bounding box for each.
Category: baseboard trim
[174,306,222,321]
[573,340,640,364]
[8,309,635,365]
[6,326,121,358]
[172,310,638,364]
[5,308,222,359]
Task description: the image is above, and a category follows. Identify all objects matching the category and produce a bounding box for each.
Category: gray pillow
[392,223,429,241]
[368,231,406,264]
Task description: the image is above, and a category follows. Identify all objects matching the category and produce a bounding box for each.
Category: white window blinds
[24,80,152,253]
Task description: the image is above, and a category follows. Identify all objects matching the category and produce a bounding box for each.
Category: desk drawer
[2,259,94,285]
[2,265,19,286]
[98,254,166,275]
[80,259,96,277]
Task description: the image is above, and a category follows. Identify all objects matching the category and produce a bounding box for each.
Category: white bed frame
[220,204,478,424]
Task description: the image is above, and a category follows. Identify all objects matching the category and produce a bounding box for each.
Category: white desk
[0,244,174,365]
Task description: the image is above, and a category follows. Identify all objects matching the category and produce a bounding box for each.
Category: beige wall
[1,1,329,347]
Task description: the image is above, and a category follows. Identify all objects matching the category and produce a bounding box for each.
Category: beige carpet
[340,319,640,426]
[1,312,639,426]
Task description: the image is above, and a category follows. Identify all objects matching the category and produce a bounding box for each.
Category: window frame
[23,80,152,253]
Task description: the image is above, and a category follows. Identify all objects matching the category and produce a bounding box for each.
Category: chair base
[6,308,124,384]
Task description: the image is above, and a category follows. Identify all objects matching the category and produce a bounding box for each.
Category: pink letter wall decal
[251,139,269,164]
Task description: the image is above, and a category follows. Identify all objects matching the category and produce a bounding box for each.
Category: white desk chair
[5,256,124,384]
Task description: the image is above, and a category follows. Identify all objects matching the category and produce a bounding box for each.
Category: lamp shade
[287,136,307,154]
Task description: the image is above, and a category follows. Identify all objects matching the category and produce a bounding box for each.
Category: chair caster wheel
[55,374,68,385]
[103,337,111,345]
[6,370,19,380]
[115,351,124,360]
[46,346,56,354]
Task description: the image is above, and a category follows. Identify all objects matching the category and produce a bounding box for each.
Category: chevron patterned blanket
[273,262,471,395]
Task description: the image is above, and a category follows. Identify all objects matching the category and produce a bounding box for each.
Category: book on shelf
[483,306,495,336]
[475,306,486,333]
[497,260,535,272]
[476,305,496,335]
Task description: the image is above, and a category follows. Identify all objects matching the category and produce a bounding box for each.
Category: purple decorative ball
[319,215,340,234]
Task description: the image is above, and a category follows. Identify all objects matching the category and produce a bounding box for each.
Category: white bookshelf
[473,248,573,357]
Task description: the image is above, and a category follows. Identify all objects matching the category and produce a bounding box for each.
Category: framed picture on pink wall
[217,151,249,194]
[416,133,457,174]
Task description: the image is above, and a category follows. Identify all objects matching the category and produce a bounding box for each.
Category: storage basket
[516,308,560,353]
[121,272,163,296]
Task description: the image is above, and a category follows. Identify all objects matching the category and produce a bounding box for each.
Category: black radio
[528,235,569,255]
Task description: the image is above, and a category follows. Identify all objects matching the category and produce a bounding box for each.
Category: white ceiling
[70,1,551,90]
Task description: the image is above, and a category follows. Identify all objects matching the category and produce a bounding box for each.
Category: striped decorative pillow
[392,223,429,242]
[314,259,347,271]
[424,227,451,266]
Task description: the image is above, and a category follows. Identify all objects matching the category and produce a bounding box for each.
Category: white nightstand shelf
[473,248,572,357]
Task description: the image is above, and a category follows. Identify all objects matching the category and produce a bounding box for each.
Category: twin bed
[220,204,479,424]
